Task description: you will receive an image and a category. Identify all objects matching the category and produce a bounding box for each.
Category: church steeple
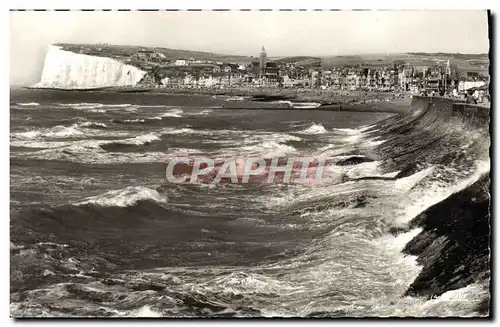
[259,46,267,77]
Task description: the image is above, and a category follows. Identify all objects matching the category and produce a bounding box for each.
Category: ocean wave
[14,147,171,164]
[57,102,104,108]
[297,123,326,135]
[190,109,213,115]
[226,96,248,101]
[122,119,146,123]
[335,160,382,179]
[80,121,107,129]
[46,125,84,138]
[56,103,138,112]
[16,102,40,106]
[292,102,321,109]
[130,305,163,318]
[160,109,183,118]
[11,125,83,139]
[275,101,320,109]
[11,122,126,140]
[276,100,294,106]
[58,103,132,108]
[332,128,363,135]
[75,186,167,207]
[279,134,302,142]
[241,141,297,157]
[137,105,174,108]
[108,133,161,146]
[105,104,132,108]
[11,130,42,140]
[193,271,298,297]
[391,160,490,227]
[10,140,73,149]
[160,128,196,135]
[11,131,176,163]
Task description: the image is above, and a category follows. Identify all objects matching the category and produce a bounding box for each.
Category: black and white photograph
[8,8,492,318]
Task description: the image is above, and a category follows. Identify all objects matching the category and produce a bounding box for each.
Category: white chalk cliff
[32,45,146,89]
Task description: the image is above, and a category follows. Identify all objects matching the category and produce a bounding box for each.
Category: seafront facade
[139,49,490,104]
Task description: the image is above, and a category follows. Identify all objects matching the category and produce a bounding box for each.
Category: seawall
[394,95,491,314]
[410,96,490,125]
[32,45,146,90]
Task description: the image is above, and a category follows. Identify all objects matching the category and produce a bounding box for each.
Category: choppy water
[10,89,490,317]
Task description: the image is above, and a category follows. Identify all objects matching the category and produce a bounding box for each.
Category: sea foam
[75,186,167,207]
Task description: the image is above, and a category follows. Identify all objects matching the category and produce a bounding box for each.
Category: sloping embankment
[397,96,490,313]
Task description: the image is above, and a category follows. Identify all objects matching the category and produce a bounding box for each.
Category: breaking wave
[80,121,108,129]
[57,102,104,109]
[298,123,326,134]
[275,101,321,109]
[75,186,167,207]
[12,125,83,139]
[120,119,146,124]
[241,141,297,157]
[105,133,161,146]
[16,102,40,107]
[332,127,363,135]
[291,102,322,109]
[159,109,183,118]
[10,122,129,141]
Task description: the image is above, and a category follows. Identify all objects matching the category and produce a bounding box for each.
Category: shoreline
[27,85,401,103]
[117,86,400,105]
[20,86,489,117]
[24,86,414,113]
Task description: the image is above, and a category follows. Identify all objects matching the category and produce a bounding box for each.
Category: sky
[10,10,490,86]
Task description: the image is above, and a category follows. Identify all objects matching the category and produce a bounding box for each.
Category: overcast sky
[10,10,490,85]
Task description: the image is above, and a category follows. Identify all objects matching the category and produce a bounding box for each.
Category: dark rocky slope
[402,174,490,305]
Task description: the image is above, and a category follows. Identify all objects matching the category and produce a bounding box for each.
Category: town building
[175,59,188,66]
[259,46,267,77]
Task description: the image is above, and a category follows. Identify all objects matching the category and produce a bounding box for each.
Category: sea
[10,88,490,317]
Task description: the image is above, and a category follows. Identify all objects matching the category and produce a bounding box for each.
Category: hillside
[321,53,489,72]
[273,56,322,67]
[55,43,253,64]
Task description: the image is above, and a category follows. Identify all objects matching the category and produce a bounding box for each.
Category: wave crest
[298,123,326,135]
[75,186,167,207]
[11,121,120,140]
[160,109,183,118]
[241,141,297,157]
[16,102,40,106]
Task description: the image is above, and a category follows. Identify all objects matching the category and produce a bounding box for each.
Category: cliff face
[32,46,146,89]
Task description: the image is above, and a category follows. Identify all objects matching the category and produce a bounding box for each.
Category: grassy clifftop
[55,43,253,63]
